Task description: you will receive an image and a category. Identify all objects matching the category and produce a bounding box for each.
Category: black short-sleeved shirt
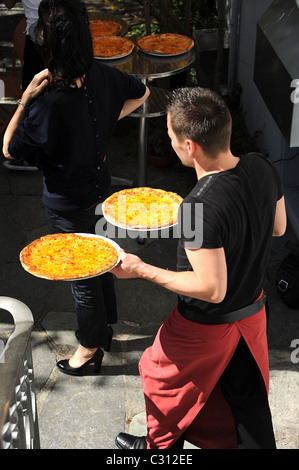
[177,152,283,323]
[9,61,146,211]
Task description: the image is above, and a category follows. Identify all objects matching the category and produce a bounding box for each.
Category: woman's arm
[118,86,150,120]
[2,69,51,159]
[2,101,28,159]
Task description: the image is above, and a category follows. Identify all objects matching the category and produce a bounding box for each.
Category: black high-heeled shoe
[56,348,104,376]
[75,325,113,352]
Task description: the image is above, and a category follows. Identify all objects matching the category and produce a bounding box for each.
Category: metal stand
[111,176,134,187]
[129,83,171,242]
[129,83,172,187]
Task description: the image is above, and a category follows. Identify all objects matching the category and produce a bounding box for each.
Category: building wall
[233,0,299,187]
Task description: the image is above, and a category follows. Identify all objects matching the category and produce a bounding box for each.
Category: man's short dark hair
[166,87,232,158]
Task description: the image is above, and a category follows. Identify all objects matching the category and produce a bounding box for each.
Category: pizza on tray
[102,187,183,230]
[138,33,194,56]
[20,233,119,280]
[89,19,122,37]
[93,35,134,58]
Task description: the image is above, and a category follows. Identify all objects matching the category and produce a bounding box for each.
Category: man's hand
[111,249,145,279]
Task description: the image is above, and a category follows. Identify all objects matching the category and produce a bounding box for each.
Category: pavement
[1,126,299,452]
[0,1,298,452]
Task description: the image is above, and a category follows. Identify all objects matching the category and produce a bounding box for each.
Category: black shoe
[115,433,147,449]
[115,432,185,450]
[75,325,113,352]
[56,348,104,376]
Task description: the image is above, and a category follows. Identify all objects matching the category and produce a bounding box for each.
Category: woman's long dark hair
[37,0,94,90]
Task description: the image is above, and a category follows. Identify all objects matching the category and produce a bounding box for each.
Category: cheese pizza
[138,33,194,56]
[20,233,119,280]
[89,19,122,37]
[102,187,183,230]
[93,35,134,58]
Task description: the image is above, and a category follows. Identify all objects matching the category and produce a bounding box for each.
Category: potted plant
[148,127,177,167]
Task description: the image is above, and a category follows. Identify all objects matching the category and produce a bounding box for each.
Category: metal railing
[0,297,40,449]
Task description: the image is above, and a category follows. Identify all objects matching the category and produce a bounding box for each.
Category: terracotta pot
[147,153,176,167]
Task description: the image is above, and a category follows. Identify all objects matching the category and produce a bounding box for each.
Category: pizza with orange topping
[93,35,134,58]
[89,19,122,37]
[138,33,194,56]
[102,187,183,230]
[20,233,119,280]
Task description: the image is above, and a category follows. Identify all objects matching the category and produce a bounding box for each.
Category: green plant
[143,0,219,36]
[129,21,160,37]
[148,127,175,158]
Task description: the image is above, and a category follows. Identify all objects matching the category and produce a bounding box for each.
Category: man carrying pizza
[3,0,149,376]
[112,87,287,449]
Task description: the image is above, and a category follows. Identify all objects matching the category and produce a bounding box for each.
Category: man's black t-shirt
[177,153,283,323]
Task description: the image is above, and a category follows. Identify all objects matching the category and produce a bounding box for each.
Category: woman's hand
[21,69,52,106]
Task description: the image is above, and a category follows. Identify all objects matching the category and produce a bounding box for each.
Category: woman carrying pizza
[3,0,149,376]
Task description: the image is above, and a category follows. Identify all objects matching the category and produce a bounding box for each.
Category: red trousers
[139,301,270,449]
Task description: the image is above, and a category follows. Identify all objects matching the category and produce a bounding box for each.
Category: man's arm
[273,196,287,236]
[112,246,227,304]
[118,86,150,120]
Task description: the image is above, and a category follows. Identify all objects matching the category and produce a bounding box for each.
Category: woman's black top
[9,61,146,211]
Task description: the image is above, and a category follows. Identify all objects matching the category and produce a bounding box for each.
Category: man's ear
[186,139,197,156]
